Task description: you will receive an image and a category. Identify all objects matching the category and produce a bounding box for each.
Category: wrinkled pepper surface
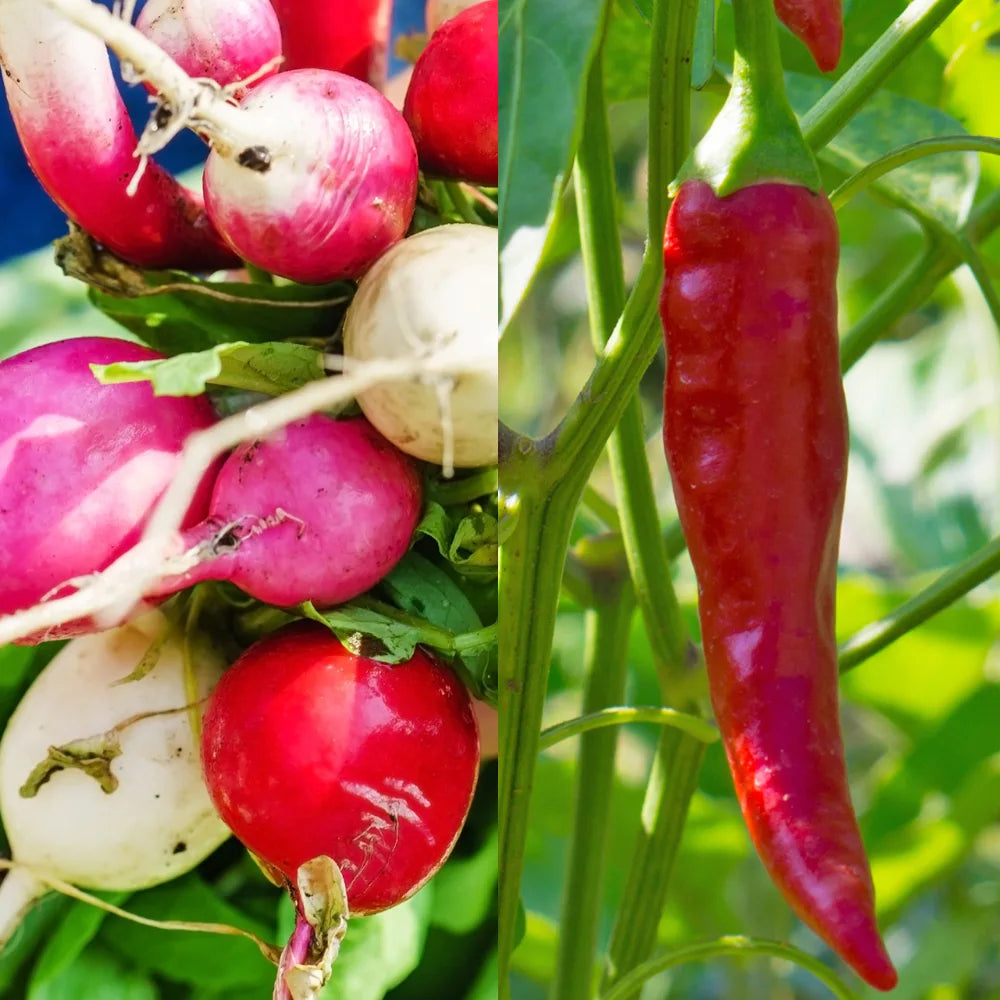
[660,180,896,989]
[774,0,842,71]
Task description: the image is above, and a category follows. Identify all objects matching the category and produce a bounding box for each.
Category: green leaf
[57,235,352,356]
[787,75,979,230]
[98,875,275,991]
[499,0,605,327]
[466,952,499,1000]
[691,0,718,89]
[0,893,70,996]
[415,504,499,581]
[299,603,422,663]
[28,893,129,993]
[604,1,651,104]
[27,946,156,1000]
[322,890,432,1000]
[382,552,483,635]
[93,341,326,397]
[429,828,499,934]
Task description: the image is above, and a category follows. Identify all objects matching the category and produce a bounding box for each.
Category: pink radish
[0,337,221,639]
[29,0,418,284]
[0,1,233,270]
[136,0,282,99]
[404,0,498,186]
[202,69,418,283]
[270,0,392,87]
[151,415,423,608]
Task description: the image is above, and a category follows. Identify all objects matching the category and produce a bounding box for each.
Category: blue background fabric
[0,0,426,262]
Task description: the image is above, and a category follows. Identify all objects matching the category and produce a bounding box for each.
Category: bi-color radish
[135,0,282,99]
[0,1,232,269]
[0,337,221,641]
[201,623,480,915]
[150,415,422,608]
[270,0,392,86]
[404,0,498,186]
[0,613,230,946]
[343,224,499,471]
[201,69,418,283]
[35,0,418,284]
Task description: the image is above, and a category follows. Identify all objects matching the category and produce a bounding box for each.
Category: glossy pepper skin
[774,0,843,72]
[660,179,897,991]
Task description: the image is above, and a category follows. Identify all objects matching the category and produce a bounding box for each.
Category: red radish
[202,69,418,283]
[0,338,220,640]
[151,414,422,608]
[403,0,498,186]
[0,1,232,270]
[269,0,392,87]
[201,623,480,914]
[135,0,282,99]
[29,0,417,284]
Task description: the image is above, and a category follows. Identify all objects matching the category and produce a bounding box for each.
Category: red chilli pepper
[661,180,895,990]
[659,0,895,989]
[774,0,843,72]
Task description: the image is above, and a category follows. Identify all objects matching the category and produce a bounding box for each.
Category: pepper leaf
[499,0,605,329]
[789,76,980,230]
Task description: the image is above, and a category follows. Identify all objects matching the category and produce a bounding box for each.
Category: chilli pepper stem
[679,0,820,195]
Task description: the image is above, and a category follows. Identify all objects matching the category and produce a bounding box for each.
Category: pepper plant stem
[497,457,579,997]
[539,706,719,749]
[573,16,693,698]
[802,0,965,152]
[552,576,635,1000]
[841,188,1000,371]
[839,535,1000,672]
[601,727,707,997]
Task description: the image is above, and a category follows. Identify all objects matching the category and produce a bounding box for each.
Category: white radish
[0,612,229,945]
[342,223,499,472]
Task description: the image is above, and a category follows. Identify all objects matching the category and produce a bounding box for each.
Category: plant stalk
[551,577,635,1000]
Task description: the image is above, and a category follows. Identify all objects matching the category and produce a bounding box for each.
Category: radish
[33,0,418,284]
[135,0,282,99]
[0,0,233,270]
[150,414,423,608]
[0,612,230,946]
[200,622,480,915]
[343,224,499,471]
[269,0,392,86]
[201,68,418,283]
[425,0,481,34]
[0,337,221,642]
[403,0,498,186]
